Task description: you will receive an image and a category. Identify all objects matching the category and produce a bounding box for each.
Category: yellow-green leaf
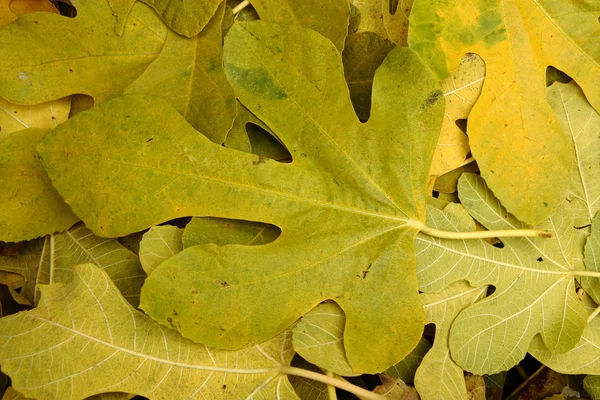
[429,54,484,180]
[38,22,445,373]
[126,1,235,144]
[409,0,599,224]
[0,96,70,134]
[342,32,395,121]
[416,174,587,374]
[0,129,78,242]
[0,0,167,104]
[140,0,222,37]
[250,0,350,51]
[0,239,44,305]
[384,337,431,383]
[586,376,600,400]
[414,281,487,400]
[292,302,359,377]
[0,264,299,399]
[351,0,413,46]
[529,293,600,374]
[37,223,146,306]
[183,217,280,248]
[138,225,183,275]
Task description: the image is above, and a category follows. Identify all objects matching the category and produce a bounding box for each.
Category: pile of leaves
[0,0,599,398]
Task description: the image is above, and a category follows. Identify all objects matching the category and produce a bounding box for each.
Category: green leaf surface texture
[38,21,445,373]
[0,128,78,242]
[0,264,299,400]
[0,0,167,103]
[126,1,236,144]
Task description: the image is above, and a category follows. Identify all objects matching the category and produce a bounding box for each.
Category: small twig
[506,365,546,399]
[232,0,250,14]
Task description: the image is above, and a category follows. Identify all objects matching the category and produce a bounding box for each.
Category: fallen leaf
[292,302,359,377]
[126,1,235,144]
[429,54,484,180]
[37,223,146,306]
[414,280,487,400]
[0,129,78,241]
[385,337,431,384]
[351,0,413,46]
[409,0,600,225]
[0,264,300,399]
[139,225,183,275]
[342,32,395,121]
[585,376,600,400]
[0,239,43,305]
[374,374,419,399]
[250,0,350,51]
[416,174,587,374]
[529,293,600,374]
[0,96,70,134]
[8,0,58,16]
[0,0,167,104]
[38,22,445,372]
[465,374,486,400]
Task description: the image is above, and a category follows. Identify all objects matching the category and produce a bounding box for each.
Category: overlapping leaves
[38,20,445,373]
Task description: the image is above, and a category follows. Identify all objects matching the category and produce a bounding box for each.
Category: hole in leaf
[546,66,572,86]
[246,123,292,163]
[423,323,436,344]
[537,257,543,262]
[68,94,94,118]
[492,240,504,249]
[432,190,440,198]
[182,217,281,247]
[389,0,399,14]
[487,285,496,296]
[455,119,468,134]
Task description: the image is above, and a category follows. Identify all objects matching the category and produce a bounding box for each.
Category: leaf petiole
[279,366,386,400]
[588,304,600,324]
[417,224,552,240]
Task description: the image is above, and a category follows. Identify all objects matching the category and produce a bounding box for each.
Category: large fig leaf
[38,22,445,373]
[416,173,587,374]
[0,0,167,104]
[408,0,600,225]
[0,264,299,399]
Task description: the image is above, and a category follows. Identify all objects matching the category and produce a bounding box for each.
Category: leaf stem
[418,225,552,240]
[279,366,385,400]
[232,0,250,14]
[588,304,600,324]
[326,370,339,400]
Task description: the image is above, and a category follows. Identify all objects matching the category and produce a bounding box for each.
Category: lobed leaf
[38,21,445,373]
[416,174,587,374]
[0,264,299,399]
[408,0,600,224]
